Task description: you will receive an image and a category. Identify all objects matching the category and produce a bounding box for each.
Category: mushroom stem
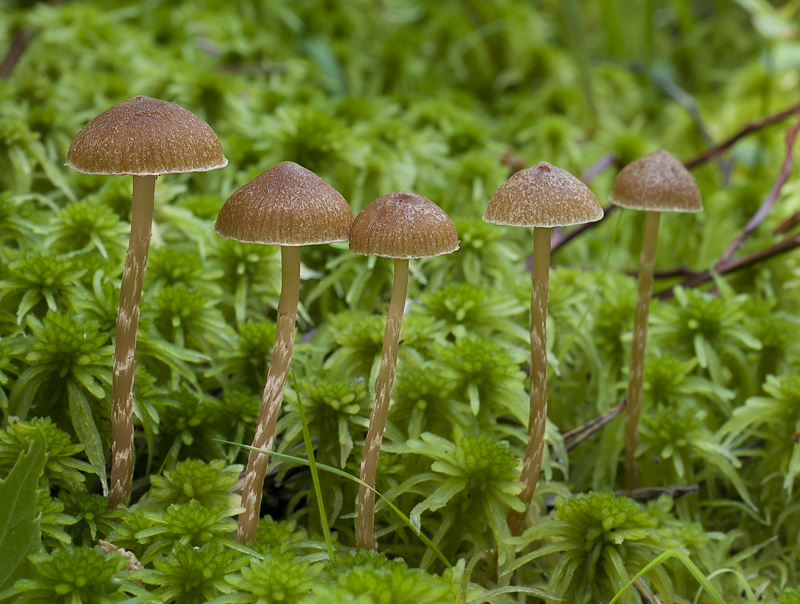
[109,174,156,510]
[625,210,660,490]
[357,258,409,551]
[508,226,552,536]
[236,245,301,544]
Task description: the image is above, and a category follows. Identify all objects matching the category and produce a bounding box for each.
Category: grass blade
[216,438,452,568]
[291,371,334,560]
[607,549,725,604]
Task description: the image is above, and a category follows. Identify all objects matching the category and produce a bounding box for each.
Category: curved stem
[508,226,551,536]
[108,174,156,510]
[236,245,301,544]
[625,211,660,490]
[357,258,409,550]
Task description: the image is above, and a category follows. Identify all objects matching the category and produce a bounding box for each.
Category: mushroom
[484,162,603,536]
[66,95,227,509]
[213,161,353,544]
[350,191,458,551]
[609,150,702,490]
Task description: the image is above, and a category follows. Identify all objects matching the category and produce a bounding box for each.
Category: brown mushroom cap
[213,161,353,246]
[66,96,227,176]
[484,162,603,227]
[610,150,702,213]
[349,191,459,259]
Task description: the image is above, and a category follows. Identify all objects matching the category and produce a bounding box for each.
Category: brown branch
[623,266,702,279]
[500,148,527,178]
[0,28,37,80]
[580,153,619,183]
[684,100,800,169]
[547,102,800,256]
[655,116,800,299]
[634,579,662,604]
[652,266,701,280]
[551,205,617,253]
[615,483,700,503]
[563,400,626,452]
[719,116,800,263]
[655,231,800,300]
[773,209,800,235]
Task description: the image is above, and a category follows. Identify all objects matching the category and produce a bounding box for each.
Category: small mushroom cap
[610,150,702,213]
[213,161,353,246]
[484,162,603,227]
[66,96,227,176]
[349,191,459,259]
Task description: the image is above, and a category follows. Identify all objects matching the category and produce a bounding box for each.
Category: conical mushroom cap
[66,96,227,176]
[349,191,459,259]
[484,162,603,227]
[213,161,353,246]
[610,150,702,213]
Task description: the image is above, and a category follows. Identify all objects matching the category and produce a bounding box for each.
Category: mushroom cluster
[66,95,704,552]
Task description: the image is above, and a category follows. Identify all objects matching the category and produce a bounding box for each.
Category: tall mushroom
[484,162,603,536]
[213,161,353,544]
[350,191,458,551]
[66,96,227,509]
[609,150,702,490]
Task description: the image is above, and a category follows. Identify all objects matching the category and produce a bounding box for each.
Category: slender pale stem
[508,226,552,537]
[357,258,409,551]
[625,211,660,490]
[236,245,301,544]
[108,175,156,510]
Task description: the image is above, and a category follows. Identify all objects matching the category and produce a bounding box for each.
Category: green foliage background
[1,0,800,602]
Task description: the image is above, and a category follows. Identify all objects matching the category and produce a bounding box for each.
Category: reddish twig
[563,400,626,452]
[551,204,617,253]
[615,484,700,503]
[652,266,701,280]
[774,209,800,234]
[719,116,800,263]
[550,154,621,253]
[684,101,800,169]
[580,153,619,183]
[654,115,800,299]
[623,266,702,279]
[500,148,527,177]
[655,231,800,300]
[0,28,36,80]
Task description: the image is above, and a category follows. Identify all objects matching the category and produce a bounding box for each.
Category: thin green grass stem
[216,439,452,569]
[607,549,725,604]
[292,371,334,560]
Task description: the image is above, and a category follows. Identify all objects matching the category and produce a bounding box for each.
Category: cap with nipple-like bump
[610,150,702,213]
[349,191,458,259]
[213,161,353,246]
[484,161,603,227]
[66,96,227,176]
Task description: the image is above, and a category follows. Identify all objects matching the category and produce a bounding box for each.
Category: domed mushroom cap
[350,191,459,259]
[484,162,603,227]
[66,96,227,176]
[610,150,702,213]
[213,161,353,246]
